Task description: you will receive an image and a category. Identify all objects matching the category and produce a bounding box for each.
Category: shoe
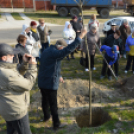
[85,68,89,72]
[66,56,70,61]
[71,56,75,59]
[124,70,128,74]
[108,76,112,81]
[123,54,126,59]
[53,123,67,131]
[100,75,105,80]
[44,116,50,122]
[92,67,96,71]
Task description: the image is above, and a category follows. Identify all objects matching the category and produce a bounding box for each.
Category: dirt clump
[116,76,134,97]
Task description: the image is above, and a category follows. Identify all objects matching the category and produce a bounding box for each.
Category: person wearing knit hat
[30,21,41,64]
[100,45,120,81]
[124,29,134,74]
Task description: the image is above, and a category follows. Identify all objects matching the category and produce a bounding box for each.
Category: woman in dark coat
[119,19,131,58]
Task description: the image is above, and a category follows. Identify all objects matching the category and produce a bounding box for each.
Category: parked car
[103,17,134,34]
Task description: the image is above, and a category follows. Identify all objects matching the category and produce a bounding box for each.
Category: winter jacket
[38,38,82,90]
[21,25,36,55]
[37,25,52,44]
[103,34,122,53]
[15,43,29,64]
[125,35,134,56]
[82,31,101,55]
[119,24,131,50]
[100,45,118,65]
[63,21,76,45]
[88,19,99,31]
[107,29,115,37]
[0,61,37,121]
[31,29,41,58]
[70,20,82,37]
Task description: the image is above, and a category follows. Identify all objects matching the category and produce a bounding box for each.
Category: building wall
[0,0,54,10]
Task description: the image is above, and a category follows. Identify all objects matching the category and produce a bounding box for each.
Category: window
[112,19,121,26]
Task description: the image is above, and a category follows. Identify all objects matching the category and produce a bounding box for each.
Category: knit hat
[30,21,37,26]
[112,45,119,53]
[111,23,117,26]
[72,15,77,20]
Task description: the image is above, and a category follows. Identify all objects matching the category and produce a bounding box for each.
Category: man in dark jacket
[119,19,131,58]
[106,23,117,37]
[103,30,122,51]
[38,29,87,130]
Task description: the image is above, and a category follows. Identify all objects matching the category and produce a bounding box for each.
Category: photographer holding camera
[0,43,37,134]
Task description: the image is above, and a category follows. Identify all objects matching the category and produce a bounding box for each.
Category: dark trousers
[6,114,31,134]
[40,89,60,127]
[41,42,49,53]
[125,55,134,71]
[85,54,95,69]
[101,59,119,77]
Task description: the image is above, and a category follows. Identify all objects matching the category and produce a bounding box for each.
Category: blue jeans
[41,42,49,53]
[6,114,31,134]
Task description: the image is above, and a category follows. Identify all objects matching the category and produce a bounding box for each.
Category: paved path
[0,25,104,45]
[5,13,15,21]
[0,13,61,30]
[19,13,31,20]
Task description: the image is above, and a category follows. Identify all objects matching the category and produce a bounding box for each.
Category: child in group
[100,45,120,81]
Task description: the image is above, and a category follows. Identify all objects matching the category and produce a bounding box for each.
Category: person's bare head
[123,19,128,26]
[39,18,45,26]
[91,14,96,20]
[17,35,27,46]
[114,30,121,39]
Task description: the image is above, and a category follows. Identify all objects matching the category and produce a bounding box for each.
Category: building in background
[0,0,55,12]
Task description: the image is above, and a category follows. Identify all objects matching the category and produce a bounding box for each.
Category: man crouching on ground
[38,28,87,130]
[0,43,37,134]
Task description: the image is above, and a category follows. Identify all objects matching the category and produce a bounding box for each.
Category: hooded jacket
[100,45,118,65]
[21,24,40,57]
[63,21,76,45]
[82,30,101,55]
[0,62,37,121]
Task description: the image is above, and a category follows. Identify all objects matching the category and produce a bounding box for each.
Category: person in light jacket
[30,21,41,61]
[21,24,35,55]
[88,14,99,31]
[63,21,76,60]
[0,43,37,134]
[82,24,101,71]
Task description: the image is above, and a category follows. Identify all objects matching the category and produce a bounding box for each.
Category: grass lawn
[11,13,24,20]
[25,10,131,25]
[0,37,134,133]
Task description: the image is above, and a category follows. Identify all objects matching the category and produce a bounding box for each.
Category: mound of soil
[75,107,111,128]
[32,79,117,109]
[116,76,134,97]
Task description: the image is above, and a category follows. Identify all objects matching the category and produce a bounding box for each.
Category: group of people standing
[15,18,52,65]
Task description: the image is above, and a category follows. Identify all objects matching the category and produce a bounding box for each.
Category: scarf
[31,28,37,33]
